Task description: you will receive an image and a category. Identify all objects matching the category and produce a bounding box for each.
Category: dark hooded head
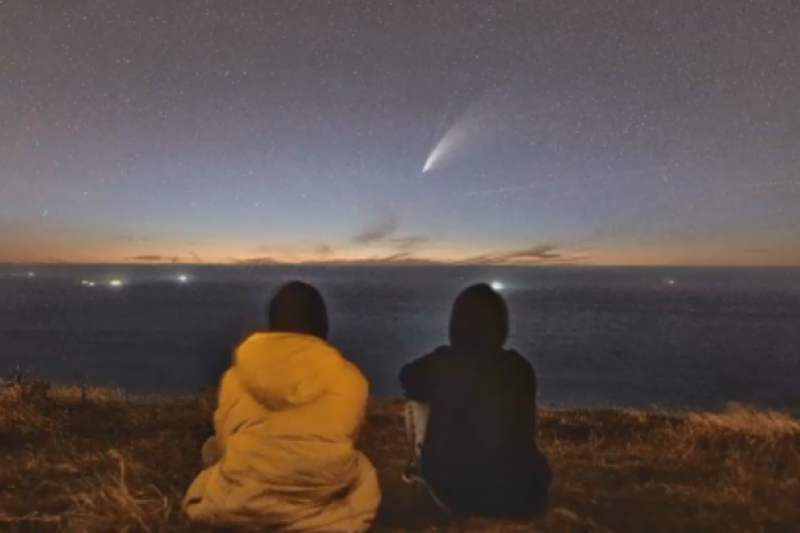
[268,281,329,340]
[448,283,509,352]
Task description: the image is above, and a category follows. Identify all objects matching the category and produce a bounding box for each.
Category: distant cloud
[309,252,438,265]
[129,251,198,263]
[130,254,169,262]
[316,244,333,256]
[219,244,584,266]
[460,244,588,265]
[390,235,429,252]
[377,253,438,265]
[352,213,398,244]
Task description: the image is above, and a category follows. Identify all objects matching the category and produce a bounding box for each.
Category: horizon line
[2,261,800,269]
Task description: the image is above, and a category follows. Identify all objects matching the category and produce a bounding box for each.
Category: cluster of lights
[76,275,190,288]
[78,279,122,288]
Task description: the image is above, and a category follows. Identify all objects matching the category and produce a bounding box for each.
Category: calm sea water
[1,265,799,411]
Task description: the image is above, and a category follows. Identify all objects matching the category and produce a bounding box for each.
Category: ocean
[1,265,799,411]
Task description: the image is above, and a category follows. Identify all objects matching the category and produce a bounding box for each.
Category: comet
[421,88,510,174]
[422,134,455,173]
[422,155,433,173]
[422,114,473,174]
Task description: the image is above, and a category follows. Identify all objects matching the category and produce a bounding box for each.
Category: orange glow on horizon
[3,241,800,267]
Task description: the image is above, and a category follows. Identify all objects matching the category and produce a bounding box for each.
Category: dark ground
[1,385,799,532]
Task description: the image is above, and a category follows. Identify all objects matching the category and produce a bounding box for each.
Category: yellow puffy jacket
[183,332,381,532]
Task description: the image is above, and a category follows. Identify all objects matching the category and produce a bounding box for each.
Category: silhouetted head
[268,281,329,340]
[448,283,509,352]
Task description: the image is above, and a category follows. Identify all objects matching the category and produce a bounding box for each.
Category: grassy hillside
[1,385,799,532]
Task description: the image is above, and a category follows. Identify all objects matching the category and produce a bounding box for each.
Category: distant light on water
[666,278,676,286]
[177,274,189,283]
[108,279,123,288]
[27,272,35,278]
[490,280,505,291]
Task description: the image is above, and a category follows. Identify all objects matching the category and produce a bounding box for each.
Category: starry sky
[1,0,799,266]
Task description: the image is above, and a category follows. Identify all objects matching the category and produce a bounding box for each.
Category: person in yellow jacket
[183,281,381,532]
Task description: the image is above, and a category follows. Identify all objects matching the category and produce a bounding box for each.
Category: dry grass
[1,386,799,532]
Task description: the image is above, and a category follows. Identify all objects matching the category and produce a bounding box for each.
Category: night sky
[2,0,799,266]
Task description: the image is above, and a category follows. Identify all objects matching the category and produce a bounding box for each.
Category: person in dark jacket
[399,283,552,519]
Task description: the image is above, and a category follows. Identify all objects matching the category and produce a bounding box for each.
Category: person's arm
[529,365,539,435]
[399,348,446,403]
[509,354,538,434]
[210,368,242,460]
[317,360,371,442]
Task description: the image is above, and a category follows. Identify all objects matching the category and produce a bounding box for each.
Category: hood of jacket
[233,331,344,410]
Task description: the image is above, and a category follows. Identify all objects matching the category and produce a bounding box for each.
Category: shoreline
[7,380,800,416]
